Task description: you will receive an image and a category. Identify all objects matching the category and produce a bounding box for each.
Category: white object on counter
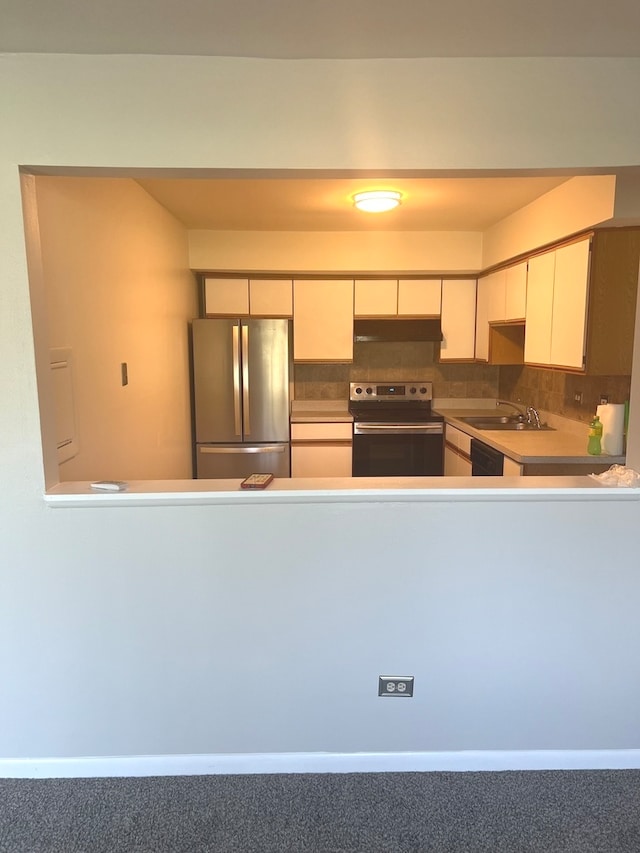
[589,464,640,487]
[596,403,625,456]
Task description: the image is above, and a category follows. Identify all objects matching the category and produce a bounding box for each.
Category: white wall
[189,229,483,273]
[30,176,197,482]
[2,54,640,765]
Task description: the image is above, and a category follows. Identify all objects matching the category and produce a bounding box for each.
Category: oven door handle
[354,423,443,435]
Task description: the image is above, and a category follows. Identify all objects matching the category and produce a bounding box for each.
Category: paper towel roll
[596,403,625,456]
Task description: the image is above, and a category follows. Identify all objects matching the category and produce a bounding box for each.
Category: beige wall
[31,176,197,481]
[189,229,483,273]
[482,175,617,268]
[191,176,619,274]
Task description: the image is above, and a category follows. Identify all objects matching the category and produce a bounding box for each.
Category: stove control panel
[349,381,433,402]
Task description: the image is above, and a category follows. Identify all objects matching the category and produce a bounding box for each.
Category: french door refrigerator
[192,318,292,479]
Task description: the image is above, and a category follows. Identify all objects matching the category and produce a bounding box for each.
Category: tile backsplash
[294,344,631,425]
[499,366,631,424]
[294,342,500,400]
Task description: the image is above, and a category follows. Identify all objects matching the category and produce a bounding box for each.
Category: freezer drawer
[196,443,290,479]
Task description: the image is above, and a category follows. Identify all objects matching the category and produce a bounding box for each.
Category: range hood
[353,318,443,343]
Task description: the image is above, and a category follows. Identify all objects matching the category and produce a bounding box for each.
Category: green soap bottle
[587,415,603,455]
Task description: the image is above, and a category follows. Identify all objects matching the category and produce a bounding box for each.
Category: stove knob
[420,387,427,394]
[355,386,362,394]
[409,387,417,394]
[365,386,373,395]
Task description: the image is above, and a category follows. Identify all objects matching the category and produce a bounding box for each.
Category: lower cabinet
[503,456,523,476]
[291,422,353,477]
[444,425,472,476]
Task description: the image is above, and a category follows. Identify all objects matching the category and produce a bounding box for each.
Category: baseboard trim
[2,749,640,778]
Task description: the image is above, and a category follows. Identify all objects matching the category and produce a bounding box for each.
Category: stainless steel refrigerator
[191,318,292,479]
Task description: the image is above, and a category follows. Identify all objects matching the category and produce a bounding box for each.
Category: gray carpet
[1,771,640,852]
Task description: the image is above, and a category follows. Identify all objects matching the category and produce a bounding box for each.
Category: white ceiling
[3,0,640,58]
[137,175,572,232]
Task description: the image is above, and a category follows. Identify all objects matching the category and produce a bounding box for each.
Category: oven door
[352,422,444,477]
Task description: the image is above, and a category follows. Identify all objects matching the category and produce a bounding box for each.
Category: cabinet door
[486,270,507,322]
[291,443,353,477]
[476,270,506,360]
[354,280,397,316]
[204,278,249,315]
[458,455,472,476]
[503,456,523,476]
[524,251,555,365]
[444,444,459,476]
[440,279,476,361]
[397,279,442,316]
[291,423,352,476]
[475,276,490,361]
[293,280,354,362]
[249,279,293,317]
[549,239,590,370]
[505,262,527,321]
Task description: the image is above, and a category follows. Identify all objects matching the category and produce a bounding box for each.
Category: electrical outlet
[573,392,583,404]
[378,676,414,697]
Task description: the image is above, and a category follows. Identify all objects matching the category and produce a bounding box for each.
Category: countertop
[290,401,352,423]
[44,476,639,508]
[290,398,626,465]
[437,407,627,465]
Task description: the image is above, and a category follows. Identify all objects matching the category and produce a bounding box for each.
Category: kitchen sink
[459,416,554,431]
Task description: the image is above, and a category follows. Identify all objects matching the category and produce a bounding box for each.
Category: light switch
[121,362,128,386]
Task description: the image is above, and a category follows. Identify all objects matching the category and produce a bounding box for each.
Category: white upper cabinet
[440,279,477,361]
[474,276,490,361]
[354,278,442,317]
[524,238,590,370]
[354,279,397,316]
[249,279,293,317]
[486,270,507,322]
[204,278,249,315]
[397,279,442,316]
[504,262,527,320]
[205,278,292,316]
[549,240,590,369]
[293,279,354,362]
[523,251,555,365]
[475,270,505,360]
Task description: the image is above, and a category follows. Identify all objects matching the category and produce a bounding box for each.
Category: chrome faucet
[526,406,542,428]
[496,399,526,419]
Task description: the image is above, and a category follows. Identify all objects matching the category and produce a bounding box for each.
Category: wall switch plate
[573,392,583,404]
[378,675,414,697]
[121,362,128,386]
[599,395,609,404]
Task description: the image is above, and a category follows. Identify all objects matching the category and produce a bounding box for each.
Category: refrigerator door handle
[242,324,250,435]
[199,445,287,454]
[232,325,241,436]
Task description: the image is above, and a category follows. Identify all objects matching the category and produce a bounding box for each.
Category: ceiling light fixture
[353,190,402,213]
